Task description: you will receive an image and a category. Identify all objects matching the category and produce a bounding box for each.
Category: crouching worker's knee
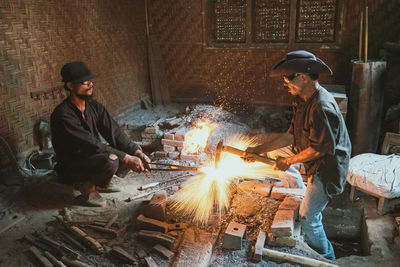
[105,154,119,175]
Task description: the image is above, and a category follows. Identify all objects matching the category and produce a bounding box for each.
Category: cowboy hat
[270,50,332,77]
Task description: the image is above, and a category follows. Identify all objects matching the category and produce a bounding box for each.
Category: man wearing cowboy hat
[245,50,351,259]
[51,61,151,207]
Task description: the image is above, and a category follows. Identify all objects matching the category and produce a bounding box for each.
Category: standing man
[51,61,151,207]
[245,51,351,260]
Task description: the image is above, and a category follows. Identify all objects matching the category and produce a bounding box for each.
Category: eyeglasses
[79,80,93,86]
[283,73,299,83]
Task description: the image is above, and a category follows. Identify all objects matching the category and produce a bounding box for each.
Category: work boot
[75,182,106,207]
[96,180,121,193]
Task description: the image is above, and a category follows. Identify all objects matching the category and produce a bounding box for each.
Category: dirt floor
[1,104,400,266]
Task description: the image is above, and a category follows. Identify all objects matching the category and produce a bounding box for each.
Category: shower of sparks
[184,120,217,154]
[170,134,285,225]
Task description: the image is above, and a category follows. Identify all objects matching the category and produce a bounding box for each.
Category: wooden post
[358,11,363,61]
[348,61,387,155]
[364,6,368,62]
[262,248,339,267]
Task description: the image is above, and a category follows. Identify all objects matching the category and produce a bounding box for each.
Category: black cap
[270,50,332,77]
[61,61,97,83]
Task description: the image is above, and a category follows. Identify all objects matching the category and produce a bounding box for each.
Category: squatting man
[51,61,151,207]
[245,50,351,260]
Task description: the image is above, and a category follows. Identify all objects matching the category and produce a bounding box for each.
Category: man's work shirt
[50,98,140,168]
[288,85,351,197]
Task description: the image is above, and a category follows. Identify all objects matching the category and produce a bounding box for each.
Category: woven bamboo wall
[148,0,399,109]
[0,0,149,166]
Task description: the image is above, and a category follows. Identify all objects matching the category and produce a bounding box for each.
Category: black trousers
[55,153,127,187]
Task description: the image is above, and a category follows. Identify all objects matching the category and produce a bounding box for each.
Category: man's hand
[243,146,261,162]
[275,156,291,171]
[123,154,145,173]
[134,150,152,171]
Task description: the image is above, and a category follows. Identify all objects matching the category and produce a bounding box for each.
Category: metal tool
[215,140,275,168]
[138,174,192,191]
[150,162,200,172]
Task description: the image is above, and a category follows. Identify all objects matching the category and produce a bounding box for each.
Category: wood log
[43,251,66,267]
[29,246,53,267]
[262,248,339,267]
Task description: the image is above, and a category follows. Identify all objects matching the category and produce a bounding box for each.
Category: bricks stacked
[268,195,302,247]
[155,131,206,162]
[141,126,160,145]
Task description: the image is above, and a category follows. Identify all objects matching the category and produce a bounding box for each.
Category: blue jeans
[299,174,335,260]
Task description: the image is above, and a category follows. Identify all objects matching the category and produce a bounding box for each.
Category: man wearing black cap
[245,51,351,260]
[51,61,151,207]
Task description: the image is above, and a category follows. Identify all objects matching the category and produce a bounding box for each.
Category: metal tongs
[149,162,200,172]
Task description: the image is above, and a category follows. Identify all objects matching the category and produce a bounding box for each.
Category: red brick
[161,139,184,147]
[176,146,183,152]
[163,144,176,152]
[222,221,246,250]
[174,133,185,141]
[164,133,174,140]
[279,196,302,220]
[144,190,167,221]
[238,181,272,197]
[144,127,156,134]
[155,151,167,158]
[168,152,180,160]
[180,153,200,161]
[271,209,296,237]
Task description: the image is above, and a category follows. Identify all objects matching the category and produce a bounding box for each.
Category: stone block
[144,190,167,221]
[164,133,174,140]
[238,181,272,197]
[161,139,184,148]
[174,133,185,141]
[222,221,246,250]
[163,144,176,152]
[155,151,167,158]
[253,230,266,262]
[144,127,156,134]
[268,221,301,247]
[271,209,295,237]
[153,244,174,259]
[168,152,180,160]
[271,187,306,200]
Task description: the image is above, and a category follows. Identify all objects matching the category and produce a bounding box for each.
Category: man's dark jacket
[50,99,140,169]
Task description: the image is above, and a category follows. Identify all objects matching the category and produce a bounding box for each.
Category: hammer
[215,140,275,168]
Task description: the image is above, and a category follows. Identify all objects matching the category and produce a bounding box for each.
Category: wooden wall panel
[0,0,149,166]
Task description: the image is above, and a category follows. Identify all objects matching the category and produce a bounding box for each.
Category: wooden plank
[0,211,25,234]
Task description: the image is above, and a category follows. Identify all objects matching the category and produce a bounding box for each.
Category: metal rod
[151,162,200,169]
[364,6,368,62]
[358,11,363,61]
[138,174,193,190]
[150,168,198,172]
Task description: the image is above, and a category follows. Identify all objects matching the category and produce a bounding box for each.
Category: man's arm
[275,146,325,171]
[246,132,294,155]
